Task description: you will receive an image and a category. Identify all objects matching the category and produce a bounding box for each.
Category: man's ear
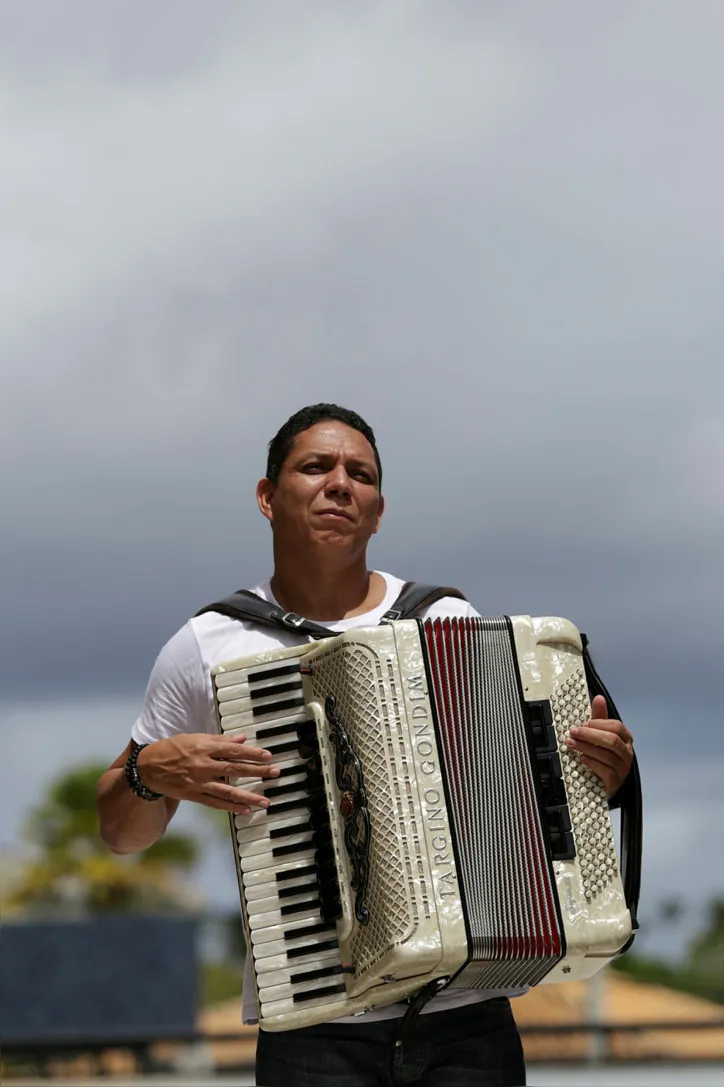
[372,492,385,535]
[256,478,275,525]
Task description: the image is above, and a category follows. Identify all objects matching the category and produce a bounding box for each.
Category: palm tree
[3,764,199,915]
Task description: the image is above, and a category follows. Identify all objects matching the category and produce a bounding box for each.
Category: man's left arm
[565,694,635,802]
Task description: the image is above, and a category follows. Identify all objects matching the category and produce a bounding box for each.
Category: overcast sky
[2,1,722,954]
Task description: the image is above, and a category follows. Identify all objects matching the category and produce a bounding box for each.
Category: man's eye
[303,463,324,473]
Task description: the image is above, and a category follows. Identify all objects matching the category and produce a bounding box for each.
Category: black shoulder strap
[195,581,468,639]
[581,632,642,951]
[194,589,338,640]
[382,582,467,621]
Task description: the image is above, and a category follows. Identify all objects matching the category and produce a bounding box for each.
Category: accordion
[211,615,642,1032]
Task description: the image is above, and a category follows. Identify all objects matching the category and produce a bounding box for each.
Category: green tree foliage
[3,763,198,915]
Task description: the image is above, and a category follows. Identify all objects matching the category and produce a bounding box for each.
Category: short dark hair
[266,403,382,487]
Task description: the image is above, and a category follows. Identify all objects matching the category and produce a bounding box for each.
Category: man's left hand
[566,695,634,798]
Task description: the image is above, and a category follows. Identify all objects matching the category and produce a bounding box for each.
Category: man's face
[257,421,384,554]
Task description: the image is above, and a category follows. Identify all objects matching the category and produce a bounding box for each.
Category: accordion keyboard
[214,655,350,1017]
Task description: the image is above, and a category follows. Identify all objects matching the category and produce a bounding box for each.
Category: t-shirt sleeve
[131,622,216,745]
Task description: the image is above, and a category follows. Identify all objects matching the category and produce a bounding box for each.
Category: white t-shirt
[132,571,525,1024]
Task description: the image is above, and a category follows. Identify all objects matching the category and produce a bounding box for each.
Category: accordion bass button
[320,899,342,923]
[298,738,319,760]
[313,825,333,850]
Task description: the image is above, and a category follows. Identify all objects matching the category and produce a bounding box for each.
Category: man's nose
[325,465,352,496]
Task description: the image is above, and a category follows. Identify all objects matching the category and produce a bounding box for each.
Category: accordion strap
[194,582,467,639]
[381,581,467,621]
[581,633,643,950]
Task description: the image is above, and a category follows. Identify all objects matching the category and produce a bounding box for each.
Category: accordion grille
[423,617,563,989]
[310,642,415,977]
[551,673,619,899]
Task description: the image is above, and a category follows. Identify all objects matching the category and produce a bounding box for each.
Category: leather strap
[581,632,642,950]
[194,582,467,639]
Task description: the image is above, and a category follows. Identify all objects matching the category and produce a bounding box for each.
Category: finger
[569,724,632,756]
[590,695,608,720]
[220,761,281,780]
[215,742,274,763]
[203,782,271,810]
[196,793,255,815]
[566,736,621,770]
[581,718,634,745]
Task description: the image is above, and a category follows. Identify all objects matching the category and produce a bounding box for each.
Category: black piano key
[290,963,345,985]
[269,797,309,815]
[281,898,321,918]
[287,938,339,959]
[248,663,301,683]
[269,821,309,840]
[285,921,336,942]
[258,720,305,740]
[266,739,300,757]
[253,695,305,719]
[273,840,313,858]
[293,982,347,1004]
[265,780,308,798]
[277,864,317,883]
[278,764,305,779]
[278,880,320,900]
[250,680,302,702]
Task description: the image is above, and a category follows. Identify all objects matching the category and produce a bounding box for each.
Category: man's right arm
[97,733,279,854]
[96,622,279,855]
[97,741,179,854]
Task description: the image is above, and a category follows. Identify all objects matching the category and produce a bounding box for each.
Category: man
[97,403,635,1086]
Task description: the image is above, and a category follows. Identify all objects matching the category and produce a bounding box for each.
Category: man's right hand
[136,733,280,815]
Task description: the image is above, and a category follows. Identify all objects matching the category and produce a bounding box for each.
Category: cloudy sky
[2,1,722,958]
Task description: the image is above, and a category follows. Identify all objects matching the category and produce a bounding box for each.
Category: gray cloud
[2,0,723,942]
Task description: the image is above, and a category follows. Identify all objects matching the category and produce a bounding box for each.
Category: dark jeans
[255,997,526,1086]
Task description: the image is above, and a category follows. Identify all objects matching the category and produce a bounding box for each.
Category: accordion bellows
[211,616,635,1031]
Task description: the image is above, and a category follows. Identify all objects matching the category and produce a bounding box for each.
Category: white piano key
[255,947,341,981]
[219,692,305,722]
[216,681,252,702]
[252,929,338,962]
[233,784,309,829]
[218,709,308,734]
[245,871,317,902]
[260,993,348,1020]
[258,970,345,1003]
[240,846,316,874]
[218,683,303,715]
[245,657,304,677]
[248,898,322,930]
[247,888,319,919]
[238,828,312,856]
[214,657,303,687]
[242,858,317,890]
[250,915,334,948]
[236,813,309,845]
[229,759,303,791]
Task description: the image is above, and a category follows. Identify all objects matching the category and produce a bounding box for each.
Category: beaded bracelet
[125,741,163,802]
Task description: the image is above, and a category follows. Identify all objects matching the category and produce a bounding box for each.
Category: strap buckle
[281,611,308,629]
[381,609,401,623]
